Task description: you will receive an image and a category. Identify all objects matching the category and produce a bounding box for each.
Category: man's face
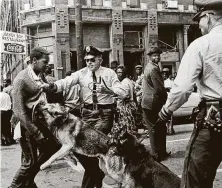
[3,80,8,87]
[117,68,125,81]
[150,53,160,64]
[85,55,102,72]
[162,72,168,80]
[135,68,142,75]
[33,54,49,73]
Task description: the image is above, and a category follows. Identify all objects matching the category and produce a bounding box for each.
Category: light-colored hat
[193,0,222,21]
[135,65,143,69]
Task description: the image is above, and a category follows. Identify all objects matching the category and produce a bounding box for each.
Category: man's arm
[164,40,203,112]
[159,39,203,121]
[150,68,167,97]
[42,71,80,93]
[12,79,43,140]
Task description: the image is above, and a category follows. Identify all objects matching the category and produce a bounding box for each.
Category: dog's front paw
[40,162,51,170]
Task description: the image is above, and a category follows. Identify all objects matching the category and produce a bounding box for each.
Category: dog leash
[137,118,156,144]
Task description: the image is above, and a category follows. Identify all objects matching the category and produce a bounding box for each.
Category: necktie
[92,71,98,110]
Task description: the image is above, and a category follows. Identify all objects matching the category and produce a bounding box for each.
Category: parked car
[173,92,201,120]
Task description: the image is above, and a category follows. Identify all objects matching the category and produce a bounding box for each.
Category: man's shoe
[161,151,171,161]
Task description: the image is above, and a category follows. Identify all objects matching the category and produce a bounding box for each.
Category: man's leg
[79,108,113,188]
[75,153,105,188]
[142,108,160,159]
[26,137,61,187]
[181,128,222,188]
[9,133,38,188]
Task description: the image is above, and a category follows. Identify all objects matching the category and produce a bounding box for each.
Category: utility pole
[75,0,83,70]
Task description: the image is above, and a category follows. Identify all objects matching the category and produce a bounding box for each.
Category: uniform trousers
[142,108,167,161]
[75,107,114,188]
[9,126,60,188]
[181,106,222,188]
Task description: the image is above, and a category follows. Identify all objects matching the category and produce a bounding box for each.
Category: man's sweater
[12,68,44,138]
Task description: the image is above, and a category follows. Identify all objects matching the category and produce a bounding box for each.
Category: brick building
[19,0,200,79]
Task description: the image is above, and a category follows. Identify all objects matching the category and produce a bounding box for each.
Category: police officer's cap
[135,65,143,69]
[147,47,162,56]
[193,0,222,21]
[84,46,103,59]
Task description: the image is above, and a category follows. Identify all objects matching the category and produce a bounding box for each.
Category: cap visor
[84,55,95,60]
[192,11,202,21]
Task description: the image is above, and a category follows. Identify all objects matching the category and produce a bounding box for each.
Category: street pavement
[1,123,222,188]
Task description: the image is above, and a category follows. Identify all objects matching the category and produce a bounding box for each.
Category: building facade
[19,0,199,79]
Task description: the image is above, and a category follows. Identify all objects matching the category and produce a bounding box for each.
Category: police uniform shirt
[55,66,127,105]
[165,25,222,112]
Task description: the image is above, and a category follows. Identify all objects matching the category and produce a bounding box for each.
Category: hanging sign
[0,30,27,55]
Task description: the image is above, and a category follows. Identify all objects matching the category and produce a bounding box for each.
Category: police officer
[142,47,170,162]
[43,45,128,188]
[158,1,222,187]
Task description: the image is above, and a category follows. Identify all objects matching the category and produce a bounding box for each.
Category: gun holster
[194,100,222,133]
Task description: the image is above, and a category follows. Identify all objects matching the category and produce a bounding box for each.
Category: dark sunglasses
[85,58,96,63]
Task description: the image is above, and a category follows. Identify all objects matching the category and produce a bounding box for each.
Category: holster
[193,100,222,133]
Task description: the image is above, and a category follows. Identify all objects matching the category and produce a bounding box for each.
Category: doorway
[124,51,143,80]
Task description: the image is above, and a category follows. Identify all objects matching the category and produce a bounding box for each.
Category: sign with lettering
[0,31,27,55]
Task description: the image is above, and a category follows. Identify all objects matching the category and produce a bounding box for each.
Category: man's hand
[158,107,172,123]
[96,84,114,95]
[41,83,57,92]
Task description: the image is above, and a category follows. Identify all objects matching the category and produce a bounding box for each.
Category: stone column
[53,5,71,79]
[176,27,184,61]
[146,9,158,67]
[110,8,124,65]
[183,25,190,51]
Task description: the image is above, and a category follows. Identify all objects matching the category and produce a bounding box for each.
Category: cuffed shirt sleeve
[55,71,80,93]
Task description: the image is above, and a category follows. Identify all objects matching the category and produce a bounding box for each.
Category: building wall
[70,24,110,49]
[18,0,198,79]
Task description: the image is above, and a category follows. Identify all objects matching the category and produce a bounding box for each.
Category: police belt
[83,103,114,110]
[198,99,222,133]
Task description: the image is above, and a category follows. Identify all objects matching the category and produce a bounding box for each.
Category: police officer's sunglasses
[85,58,96,63]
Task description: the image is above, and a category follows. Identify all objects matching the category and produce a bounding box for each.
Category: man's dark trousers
[10,127,60,188]
[142,108,167,161]
[75,107,114,188]
[181,109,222,188]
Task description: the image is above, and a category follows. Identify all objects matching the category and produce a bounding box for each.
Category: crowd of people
[1,0,222,188]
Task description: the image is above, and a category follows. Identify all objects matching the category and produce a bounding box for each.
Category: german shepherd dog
[33,102,108,169]
[107,124,181,188]
[34,101,180,187]
[33,101,124,182]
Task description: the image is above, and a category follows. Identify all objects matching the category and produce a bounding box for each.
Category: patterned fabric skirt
[116,100,137,133]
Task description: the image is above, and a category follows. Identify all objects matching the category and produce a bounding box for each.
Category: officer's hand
[158,107,172,123]
[41,83,50,92]
[96,84,113,94]
[41,83,57,92]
